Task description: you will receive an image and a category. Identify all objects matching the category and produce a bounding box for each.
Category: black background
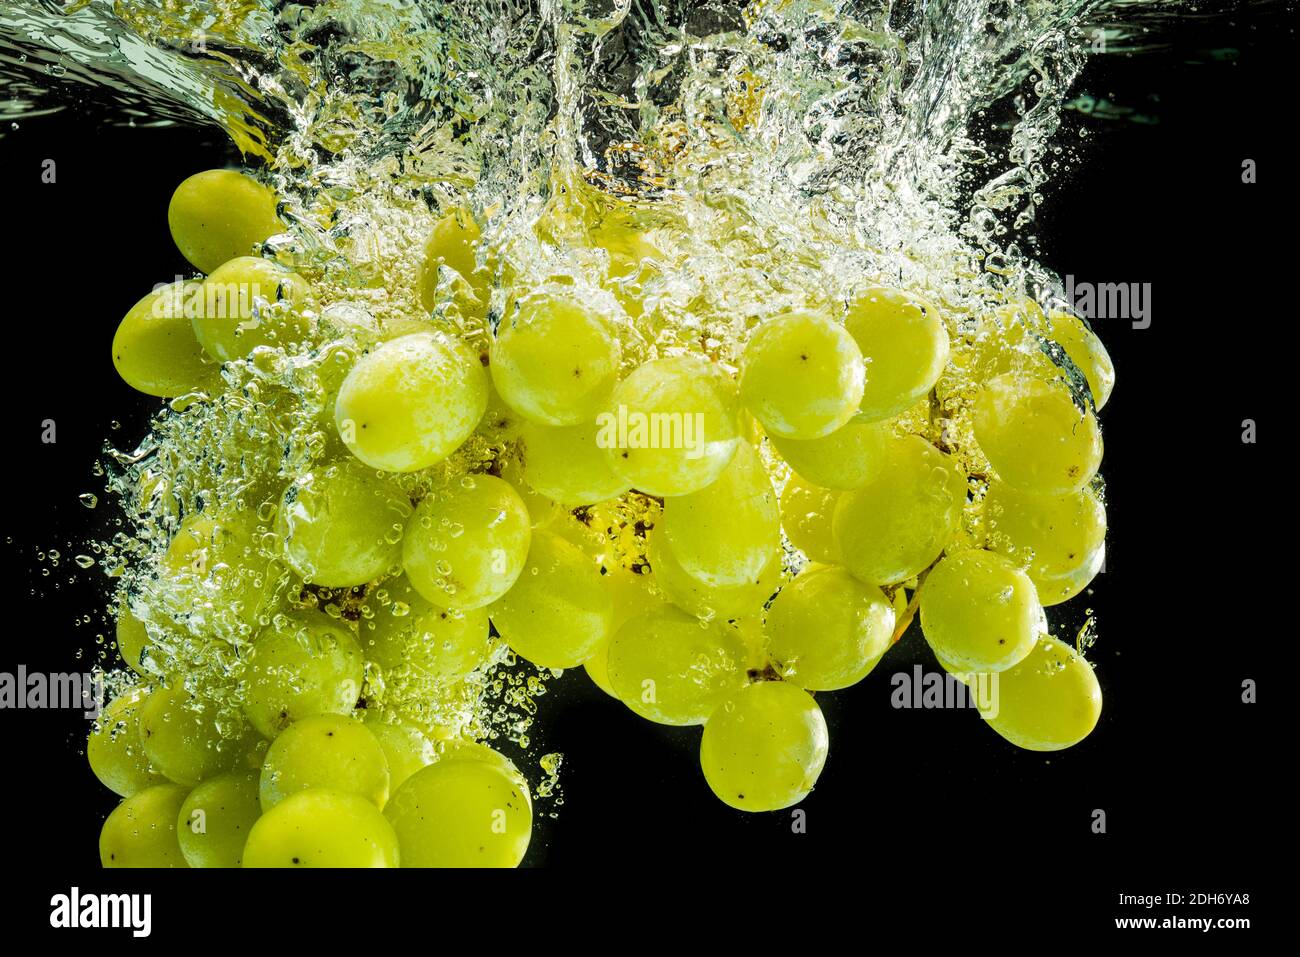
[0,12,1285,935]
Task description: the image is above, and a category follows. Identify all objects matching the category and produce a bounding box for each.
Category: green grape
[1046,310,1114,410]
[191,256,312,362]
[384,759,531,868]
[585,565,661,697]
[139,686,253,787]
[276,459,408,587]
[168,169,283,275]
[498,455,563,528]
[843,286,950,422]
[582,635,618,697]
[490,292,622,426]
[519,420,630,506]
[919,550,1042,673]
[973,373,1103,496]
[832,435,967,586]
[596,220,660,319]
[435,740,531,801]
[980,635,1102,751]
[162,510,281,636]
[362,712,435,791]
[646,529,779,621]
[779,474,840,564]
[984,479,1106,585]
[417,209,490,315]
[699,681,828,812]
[489,529,613,669]
[402,473,532,610]
[765,565,894,690]
[335,331,488,473]
[242,788,400,868]
[177,770,261,868]
[480,380,527,443]
[606,607,748,725]
[739,310,865,440]
[100,784,190,868]
[770,415,890,490]
[601,355,742,496]
[242,615,365,738]
[259,714,390,811]
[115,608,155,676]
[87,687,164,797]
[363,574,494,677]
[659,440,780,587]
[1035,544,1105,607]
[112,281,219,397]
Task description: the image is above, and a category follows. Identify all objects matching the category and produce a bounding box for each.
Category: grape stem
[891,566,932,645]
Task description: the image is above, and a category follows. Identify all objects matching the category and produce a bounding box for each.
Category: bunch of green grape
[96,164,1110,866]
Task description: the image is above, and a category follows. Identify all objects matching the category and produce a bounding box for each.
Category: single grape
[417,209,490,315]
[646,529,780,621]
[699,681,829,812]
[113,280,219,397]
[779,474,840,564]
[335,331,488,473]
[362,574,494,677]
[384,759,531,868]
[919,550,1042,673]
[87,687,164,797]
[276,458,408,587]
[100,784,190,868]
[739,310,865,440]
[769,415,890,490]
[984,479,1106,586]
[765,565,895,690]
[1046,310,1114,410]
[979,635,1102,751]
[162,510,282,637]
[242,788,400,868]
[191,256,312,362]
[168,169,282,274]
[832,434,967,586]
[973,372,1103,496]
[402,473,532,610]
[489,529,613,669]
[594,218,660,319]
[242,614,365,738]
[519,420,630,506]
[259,714,390,811]
[138,686,254,787]
[660,441,780,588]
[434,740,531,802]
[843,286,950,422]
[490,291,622,426]
[584,565,661,697]
[605,607,748,725]
[115,607,155,676]
[1034,544,1106,607]
[497,454,563,528]
[601,355,742,496]
[176,770,261,868]
[480,380,527,443]
[362,712,435,791]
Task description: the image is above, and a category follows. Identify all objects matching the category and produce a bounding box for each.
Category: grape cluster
[95,166,1109,866]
